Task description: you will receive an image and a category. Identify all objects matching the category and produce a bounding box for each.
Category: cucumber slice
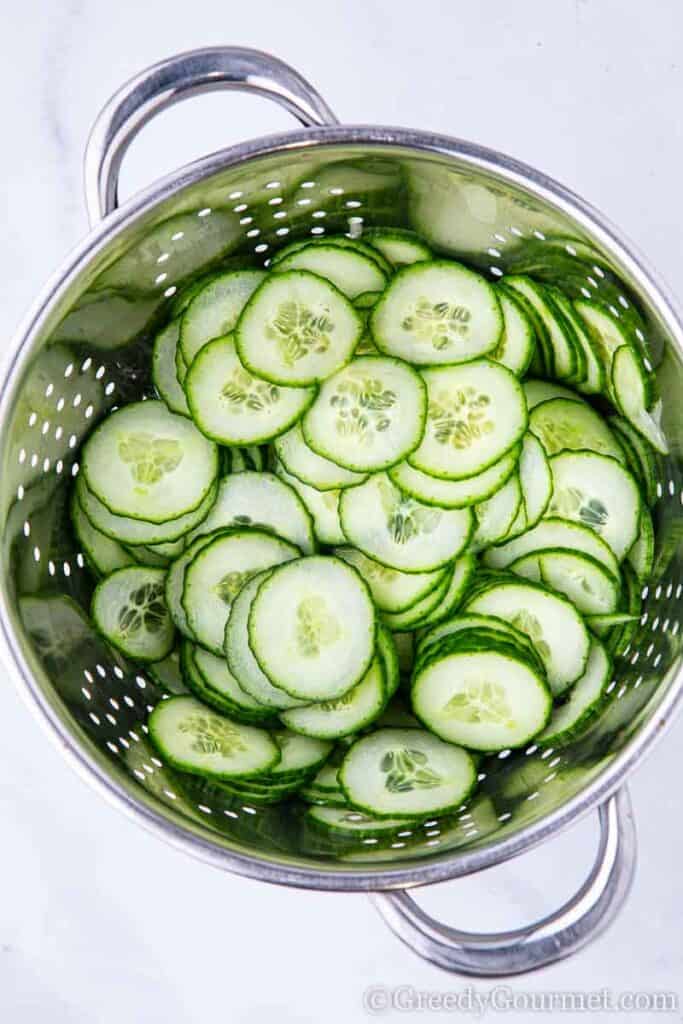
[333,546,448,614]
[466,580,591,694]
[182,529,300,655]
[185,334,316,445]
[225,571,307,710]
[412,638,551,751]
[188,470,315,554]
[471,474,522,549]
[339,728,476,819]
[523,379,582,409]
[77,474,218,546]
[175,340,188,384]
[377,625,401,697]
[124,543,171,568]
[271,235,392,277]
[611,346,667,453]
[193,644,276,718]
[503,277,577,380]
[152,320,190,417]
[510,549,621,614]
[273,244,387,300]
[274,421,367,490]
[302,356,426,473]
[499,500,528,543]
[608,416,659,508]
[362,228,432,267]
[354,292,381,310]
[179,270,266,366]
[547,451,641,561]
[417,613,541,667]
[274,461,345,546]
[529,398,624,461]
[393,633,415,678]
[306,804,408,835]
[91,566,175,662]
[379,567,454,632]
[280,654,386,739]
[370,260,502,365]
[537,639,610,746]
[235,270,362,386]
[180,640,274,723]
[168,272,223,318]
[484,517,620,578]
[82,400,219,524]
[147,647,189,695]
[148,696,280,779]
[408,361,527,480]
[339,472,473,572]
[518,432,553,529]
[490,287,535,376]
[627,508,655,582]
[389,446,519,508]
[165,533,217,638]
[269,729,333,777]
[573,300,632,401]
[71,488,136,576]
[248,556,376,701]
[546,287,604,394]
[400,554,476,631]
[587,611,638,637]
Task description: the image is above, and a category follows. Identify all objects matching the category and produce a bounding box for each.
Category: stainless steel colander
[3,46,682,978]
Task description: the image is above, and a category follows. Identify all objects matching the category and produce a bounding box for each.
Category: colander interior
[3,140,683,878]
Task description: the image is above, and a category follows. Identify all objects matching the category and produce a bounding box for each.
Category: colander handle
[84,46,339,225]
[370,787,636,977]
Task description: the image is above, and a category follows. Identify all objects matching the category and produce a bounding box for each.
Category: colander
[3,46,682,978]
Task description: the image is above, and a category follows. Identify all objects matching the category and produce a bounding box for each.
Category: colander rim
[2,123,683,891]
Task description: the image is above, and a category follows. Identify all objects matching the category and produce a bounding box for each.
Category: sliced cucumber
[91,566,175,662]
[148,696,280,779]
[471,474,523,549]
[370,260,503,364]
[523,379,582,410]
[280,654,386,739]
[608,416,659,508]
[466,579,590,694]
[377,625,401,698]
[271,235,392,277]
[518,432,553,528]
[417,613,540,666]
[490,287,535,376]
[274,461,345,545]
[188,470,315,555]
[71,488,136,576]
[147,647,189,695]
[573,300,631,401]
[412,636,552,751]
[235,270,362,386]
[339,472,473,572]
[510,549,621,615]
[302,356,427,472]
[408,361,527,480]
[185,334,316,445]
[274,421,367,490]
[193,644,277,719]
[363,228,432,267]
[339,728,476,819]
[611,345,667,453]
[389,446,519,509]
[529,398,624,461]
[225,571,307,710]
[306,804,408,835]
[379,566,454,632]
[627,508,655,582]
[182,528,299,655]
[503,276,577,380]
[484,516,620,578]
[537,639,611,747]
[273,244,387,300]
[179,269,266,366]
[399,554,475,631]
[248,555,376,701]
[333,546,448,614]
[547,451,641,561]
[181,640,274,723]
[82,400,219,524]
[546,287,604,394]
[152,320,190,417]
[165,533,217,638]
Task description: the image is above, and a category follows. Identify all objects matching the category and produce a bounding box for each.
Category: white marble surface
[2,2,683,1021]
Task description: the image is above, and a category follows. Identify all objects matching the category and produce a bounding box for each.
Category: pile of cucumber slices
[70,226,666,831]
